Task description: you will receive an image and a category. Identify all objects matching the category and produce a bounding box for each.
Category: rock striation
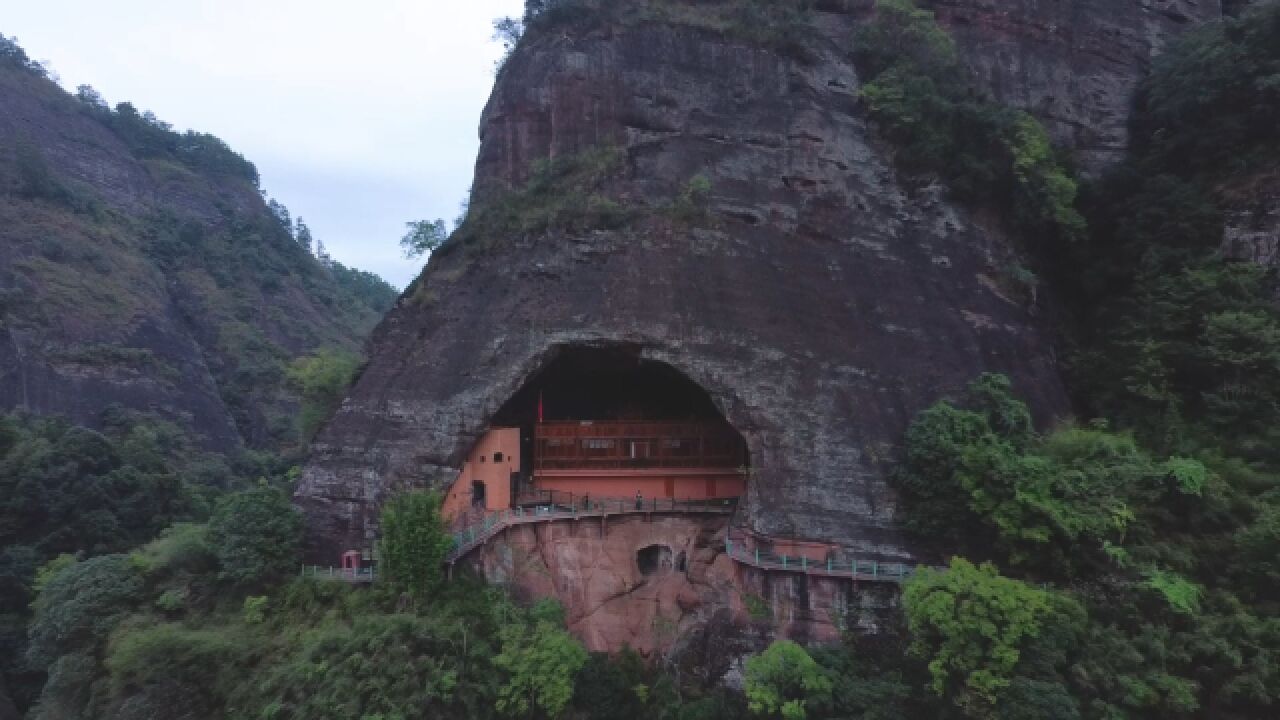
[297,0,1240,608]
[927,0,1228,173]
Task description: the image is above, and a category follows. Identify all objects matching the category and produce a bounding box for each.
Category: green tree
[295,216,313,253]
[207,484,303,587]
[26,555,143,668]
[903,558,1055,717]
[400,218,448,259]
[378,491,454,599]
[744,640,834,720]
[494,615,588,719]
[14,140,66,201]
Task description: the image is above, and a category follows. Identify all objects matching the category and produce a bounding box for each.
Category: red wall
[442,427,521,522]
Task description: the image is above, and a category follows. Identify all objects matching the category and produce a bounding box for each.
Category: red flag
[537,391,544,423]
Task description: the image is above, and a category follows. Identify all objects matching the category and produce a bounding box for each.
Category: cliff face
[1221,164,1280,303]
[296,1,1235,565]
[0,58,392,450]
[466,513,898,666]
[927,0,1227,173]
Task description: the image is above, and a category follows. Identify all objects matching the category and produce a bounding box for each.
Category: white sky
[2,0,525,289]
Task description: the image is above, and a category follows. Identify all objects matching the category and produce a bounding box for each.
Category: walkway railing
[446,496,738,564]
[300,565,377,584]
[724,528,916,583]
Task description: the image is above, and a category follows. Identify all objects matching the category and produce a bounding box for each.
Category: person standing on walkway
[635,490,643,510]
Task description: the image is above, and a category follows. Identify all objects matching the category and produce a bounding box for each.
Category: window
[494,452,505,462]
[582,438,616,457]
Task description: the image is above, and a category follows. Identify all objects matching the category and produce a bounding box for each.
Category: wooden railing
[535,421,747,470]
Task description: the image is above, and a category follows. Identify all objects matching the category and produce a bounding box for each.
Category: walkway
[445,496,920,583]
[723,529,916,583]
[446,496,737,564]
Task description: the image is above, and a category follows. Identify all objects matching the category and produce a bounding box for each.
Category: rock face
[296,0,1236,623]
[0,59,391,449]
[467,514,899,667]
[298,3,1075,562]
[1221,166,1280,303]
[472,515,738,655]
[0,674,17,720]
[927,0,1227,173]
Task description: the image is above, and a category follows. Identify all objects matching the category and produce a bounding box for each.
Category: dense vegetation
[12,484,746,720]
[0,410,288,712]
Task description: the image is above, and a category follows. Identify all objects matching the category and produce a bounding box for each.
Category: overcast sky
[3,0,525,289]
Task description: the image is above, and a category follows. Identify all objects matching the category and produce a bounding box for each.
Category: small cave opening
[637,544,674,575]
[484,345,751,506]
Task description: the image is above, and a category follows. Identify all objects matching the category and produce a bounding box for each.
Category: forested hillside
[0,32,396,717]
[0,33,396,454]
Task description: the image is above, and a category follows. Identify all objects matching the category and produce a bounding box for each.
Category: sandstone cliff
[928,0,1228,173]
[297,0,1242,566]
[0,50,394,450]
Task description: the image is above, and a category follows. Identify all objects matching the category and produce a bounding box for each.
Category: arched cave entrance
[487,345,750,508]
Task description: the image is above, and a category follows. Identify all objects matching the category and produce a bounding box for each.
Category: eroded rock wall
[927,0,1226,173]
[297,9,1075,562]
[465,514,899,670]
[470,515,738,655]
[1221,165,1280,304]
[296,0,1240,560]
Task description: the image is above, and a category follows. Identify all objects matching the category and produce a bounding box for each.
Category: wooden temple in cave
[441,347,749,524]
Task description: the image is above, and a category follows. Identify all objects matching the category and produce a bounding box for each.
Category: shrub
[244,613,479,720]
[744,640,834,720]
[494,616,588,718]
[27,555,144,668]
[130,523,216,576]
[287,349,363,441]
[104,623,246,718]
[903,558,1056,716]
[378,491,453,600]
[447,145,630,252]
[207,484,303,588]
[855,0,1084,249]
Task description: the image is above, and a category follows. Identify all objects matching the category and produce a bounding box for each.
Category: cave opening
[489,345,750,507]
[637,544,674,575]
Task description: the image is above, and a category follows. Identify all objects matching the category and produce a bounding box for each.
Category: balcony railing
[535,420,747,470]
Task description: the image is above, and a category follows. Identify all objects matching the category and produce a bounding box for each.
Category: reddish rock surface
[470,515,739,655]
[465,513,902,661]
